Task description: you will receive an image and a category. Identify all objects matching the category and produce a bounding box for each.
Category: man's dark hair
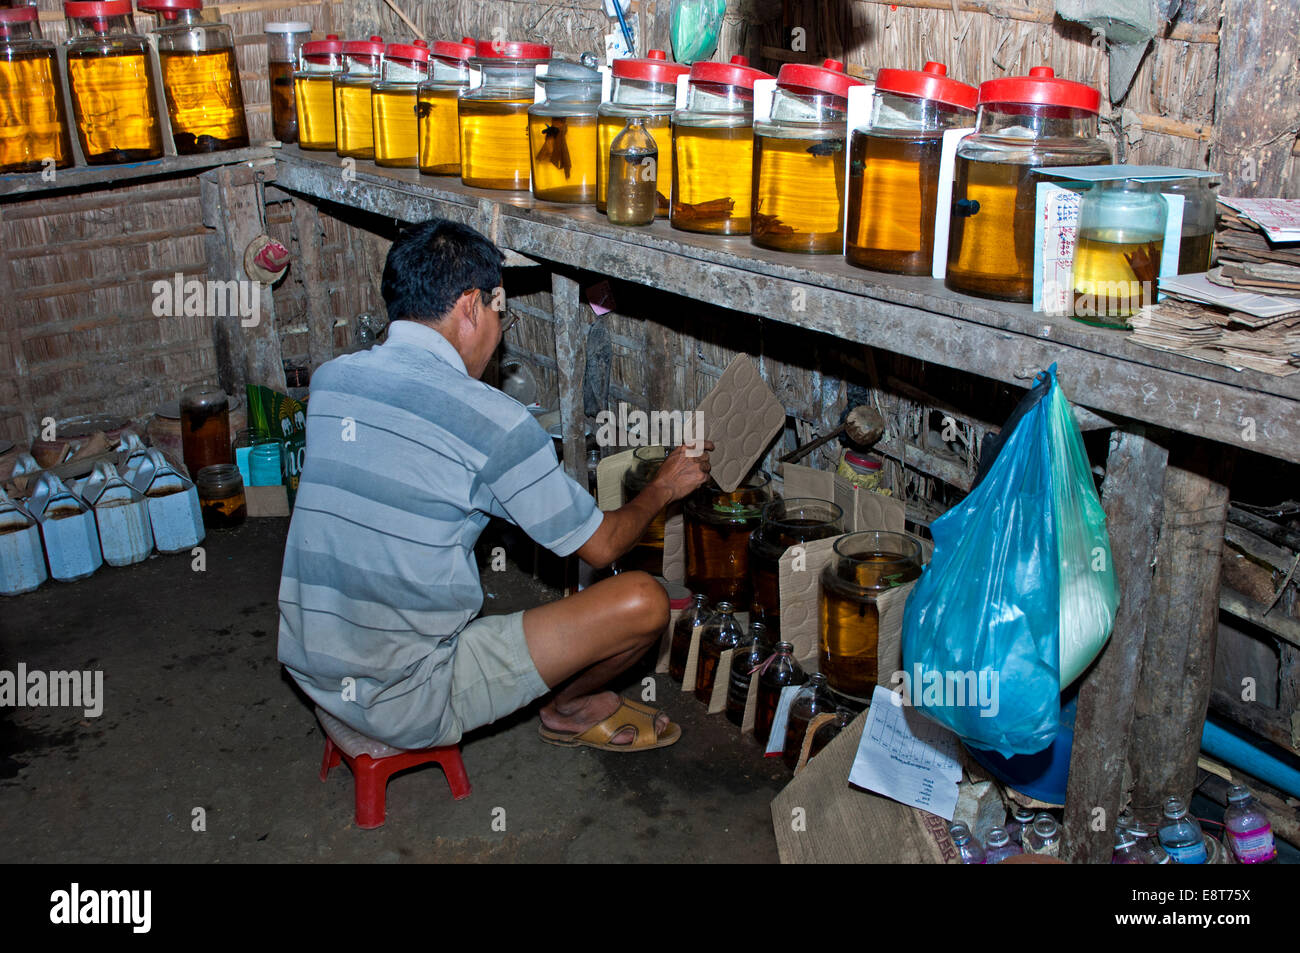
[381,219,505,324]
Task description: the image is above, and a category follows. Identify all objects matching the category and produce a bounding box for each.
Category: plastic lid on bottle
[1033,815,1059,836]
[474,38,551,61]
[1013,805,1036,822]
[343,35,384,57]
[1226,784,1252,803]
[65,0,133,17]
[265,21,312,33]
[776,58,863,100]
[301,34,342,59]
[875,61,977,112]
[843,451,881,472]
[776,641,794,652]
[136,0,201,15]
[1163,795,1187,818]
[688,55,773,90]
[977,66,1101,113]
[0,6,40,23]
[948,822,972,843]
[986,827,1010,847]
[612,48,690,83]
[385,40,429,64]
[433,36,476,61]
[714,601,736,613]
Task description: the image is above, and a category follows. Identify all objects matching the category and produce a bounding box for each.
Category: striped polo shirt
[277,320,603,748]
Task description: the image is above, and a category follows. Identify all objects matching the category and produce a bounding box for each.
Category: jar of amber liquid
[1071,179,1167,328]
[371,40,428,168]
[459,39,550,190]
[725,620,772,725]
[684,471,771,607]
[0,6,73,173]
[620,445,672,575]
[819,530,922,707]
[783,672,835,769]
[528,56,601,204]
[945,67,1111,302]
[668,592,710,683]
[140,0,248,154]
[63,0,163,165]
[416,36,474,176]
[180,385,231,478]
[264,21,311,143]
[1164,174,1219,274]
[694,601,743,704]
[755,640,805,744]
[597,49,687,216]
[334,35,384,160]
[748,498,842,639]
[293,34,341,150]
[846,61,976,274]
[196,464,246,528]
[671,56,771,235]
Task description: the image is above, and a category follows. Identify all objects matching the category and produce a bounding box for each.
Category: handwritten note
[1219,197,1300,242]
[1034,182,1082,314]
[849,685,963,820]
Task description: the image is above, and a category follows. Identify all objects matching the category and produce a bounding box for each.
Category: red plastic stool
[316,707,471,829]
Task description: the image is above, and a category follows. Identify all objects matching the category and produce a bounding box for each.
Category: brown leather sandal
[538,697,681,752]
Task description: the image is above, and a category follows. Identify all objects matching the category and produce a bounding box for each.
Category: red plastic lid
[475,38,551,60]
[875,61,977,112]
[612,48,690,83]
[776,58,863,100]
[843,451,881,471]
[0,6,40,22]
[689,55,773,89]
[136,0,201,15]
[385,41,429,63]
[433,36,475,61]
[301,34,342,58]
[342,35,384,57]
[65,0,133,17]
[978,66,1101,112]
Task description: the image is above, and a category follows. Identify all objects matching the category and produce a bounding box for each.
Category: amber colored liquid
[200,493,246,528]
[945,159,1035,300]
[1177,231,1214,274]
[668,614,699,682]
[295,74,335,149]
[607,151,658,225]
[1071,229,1163,324]
[269,61,297,143]
[820,553,922,703]
[749,518,841,636]
[158,48,249,154]
[0,50,73,172]
[417,86,461,174]
[846,131,943,274]
[782,708,817,770]
[459,98,532,190]
[694,639,724,703]
[597,111,671,214]
[622,509,666,575]
[752,133,847,253]
[181,406,231,477]
[685,519,759,606]
[725,644,768,725]
[671,124,753,235]
[334,79,375,159]
[755,667,803,744]
[527,114,598,203]
[66,49,163,164]
[372,87,419,167]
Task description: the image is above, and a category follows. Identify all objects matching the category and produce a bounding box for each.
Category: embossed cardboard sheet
[595,448,637,511]
[780,462,905,533]
[696,354,786,493]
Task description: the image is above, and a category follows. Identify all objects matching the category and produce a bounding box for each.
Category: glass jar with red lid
[846,61,976,274]
[0,5,73,173]
[416,37,474,175]
[334,35,384,159]
[945,66,1112,302]
[458,38,550,190]
[371,40,428,168]
[597,49,689,215]
[293,34,342,150]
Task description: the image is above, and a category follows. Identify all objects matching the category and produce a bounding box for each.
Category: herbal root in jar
[180,384,232,477]
[606,117,658,226]
[196,463,246,528]
[265,21,311,143]
[1070,179,1166,328]
[416,37,474,175]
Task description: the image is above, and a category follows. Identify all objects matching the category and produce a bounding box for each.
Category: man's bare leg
[523,570,671,745]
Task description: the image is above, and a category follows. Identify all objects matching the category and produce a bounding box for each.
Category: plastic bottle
[1158,796,1207,864]
[984,826,1022,864]
[1111,830,1145,864]
[1005,805,1035,846]
[949,822,985,864]
[1223,785,1277,864]
[1022,813,1061,857]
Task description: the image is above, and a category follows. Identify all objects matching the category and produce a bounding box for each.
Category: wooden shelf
[0,144,274,200]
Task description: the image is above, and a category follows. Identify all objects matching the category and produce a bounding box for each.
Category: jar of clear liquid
[597,49,688,215]
[416,36,474,176]
[0,5,73,173]
[459,39,550,191]
[371,41,429,168]
[334,35,384,160]
[1164,174,1220,274]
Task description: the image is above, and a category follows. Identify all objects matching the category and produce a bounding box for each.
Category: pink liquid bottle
[984,826,1023,864]
[1224,785,1276,864]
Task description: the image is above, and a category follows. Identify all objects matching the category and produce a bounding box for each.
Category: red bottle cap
[474,38,551,60]
[612,48,690,83]
[301,34,342,60]
[342,35,384,57]
[843,451,881,471]
[385,41,429,63]
[688,56,773,90]
[433,36,476,61]
[874,61,977,112]
[0,6,40,22]
[776,58,863,100]
[65,0,134,17]
[977,66,1101,113]
[136,0,201,17]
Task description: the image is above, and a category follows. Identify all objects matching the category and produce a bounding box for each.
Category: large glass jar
[752,58,864,253]
[1070,179,1167,328]
[620,444,671,575]
[334,35,384,159]
[819,530,922,706]
[416,36,474,176]
[670,55,772,235]
[694,601,743,703]
[293,34,342,150]
[264,21,311,143]
[63,0,163,164]
[846,61,976,274]
[755,640,805,744]
[0,5,73,173]
[1165,175,1219,274]
[683,470,771,606]
[748,497,842,638]
[459,39,550,190]
[945,66,1111,301]
[179,384,231,477]
[597,48,688,215]
[195,463,246,528]
[528,56,601,203]
[371,40,428,168]
[782,672,835,769]
[139,0,248,154]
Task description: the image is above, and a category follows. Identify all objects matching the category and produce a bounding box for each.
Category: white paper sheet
[1218,197,1300,242]
[1159,272,1300,318]
[848,685,963,820]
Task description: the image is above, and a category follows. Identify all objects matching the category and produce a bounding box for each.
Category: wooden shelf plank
[0,145,274,200]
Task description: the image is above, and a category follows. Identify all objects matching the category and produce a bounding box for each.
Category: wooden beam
[1209,689,1300,757]
[551,271,588,483]
[291,198,336,372]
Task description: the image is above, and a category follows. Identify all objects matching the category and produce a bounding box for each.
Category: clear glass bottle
[620,445,670,575]
[946,67,1112,301]
[1022,813,1061,857]
[985,826,1023,863]
[371,40,429,168]
[264,21,311,143]
[668,592,710,683]
[606,117,658,226]
[783,672,835,769]
[1005,804,1036,846]
[1158,795,1207,864]
[0,5,73,173]
[671,55,772,235]
[755,640,805,744]
[683,470,772,606]
[694,601,744,704]
[529,56,601,204]
[749,498,842,640]
[846,61,976,274]
[1165,175,1220,274]
[195,463,246,528]
[334,35,384,160]
[63,0,163,164]
[726,619,774,725]
[752,58,864,254]
[140,0,248,154]
[293,34,342,151]
[597,49,688,215]
[819,530,923,706]
[1070,179,1167,328]
[807,706,853,761]
[949,822,986,864]
[1223,784,1276,864]
[459,39,550,190]
[416,36,474,176]
[180,385,231,477]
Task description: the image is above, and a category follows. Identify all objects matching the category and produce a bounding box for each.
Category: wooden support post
[1127,441,1235,824]
[292,198,336,372]
[552,271,588,483]
[1062,426,1169,863]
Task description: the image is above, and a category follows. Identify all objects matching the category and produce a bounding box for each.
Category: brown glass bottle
[668,593,710,683]
[180,385,232,477]
[807,707,853,762]
[783,672,835,770]
[754,640,805,744]
[725,621,773,726]
[694,602,743,704]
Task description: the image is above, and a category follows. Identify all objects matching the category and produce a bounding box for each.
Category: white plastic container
[77,460,153,566]
[27,472,103,581]
[0,488,47,595]
[128,448,205,553]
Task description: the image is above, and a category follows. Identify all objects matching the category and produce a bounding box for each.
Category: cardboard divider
[741,670,760,734]
[657,601,686,673]
[680,623,705,694]
[595,447,637,511]
[696,354,785,493]
[875,578,919,691]
[793,710,837,775]
[777,535,840,663]
[707,647,734,714]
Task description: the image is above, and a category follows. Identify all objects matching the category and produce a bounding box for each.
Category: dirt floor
[0,518,790,863]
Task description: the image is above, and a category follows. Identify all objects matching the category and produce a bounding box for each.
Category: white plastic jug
[0,488,47,595]
[27,472,103,582]
[78,460,153,566]
[129,449,204,553]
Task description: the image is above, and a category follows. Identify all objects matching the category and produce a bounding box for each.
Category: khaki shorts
[440,609,550,745]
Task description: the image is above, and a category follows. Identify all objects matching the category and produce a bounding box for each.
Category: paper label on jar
[1227,825,1276,863]
[764,685,801,757]
[1164,839,1208,864]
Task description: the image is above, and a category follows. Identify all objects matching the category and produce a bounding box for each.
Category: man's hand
[649,441,714,504]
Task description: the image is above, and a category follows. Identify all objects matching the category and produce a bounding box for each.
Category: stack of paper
[1214,199,1300,294]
